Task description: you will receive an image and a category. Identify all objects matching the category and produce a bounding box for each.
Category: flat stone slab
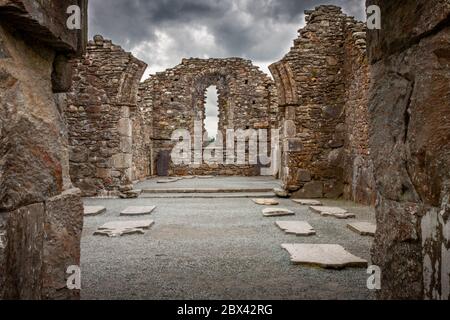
[282,244,368,269]
[347,222,376,236]
[94,220,154,237]
[309,206,355,219]
[276,221,316,236]
[292,199,323,206]
[84,206,106,217]
[263,208,295,217]
[252,199,279,206]
[120,206,156,216]
[157,178,181,184]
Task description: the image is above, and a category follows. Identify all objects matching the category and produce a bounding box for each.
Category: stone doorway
[156,150,170,177]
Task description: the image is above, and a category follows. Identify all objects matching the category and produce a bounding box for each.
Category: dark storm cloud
[88,0,366,76]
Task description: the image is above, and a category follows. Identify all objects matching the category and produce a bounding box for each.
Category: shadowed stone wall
[270,5,376,205]
[0,0,87,300]
[367,0,450,300]
[67,36,147,196]
[140,58,278,177]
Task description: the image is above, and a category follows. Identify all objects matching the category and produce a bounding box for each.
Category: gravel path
[81,194,376,300]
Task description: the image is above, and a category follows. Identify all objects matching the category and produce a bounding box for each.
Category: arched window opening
[205,86,219,143]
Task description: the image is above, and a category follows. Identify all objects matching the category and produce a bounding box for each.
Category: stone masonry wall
[67,36,147,196]
[140,58,278,177]
[367,0,450,300]
[342,17,376,205]
[270,5,376,204]
[0,0,87,299]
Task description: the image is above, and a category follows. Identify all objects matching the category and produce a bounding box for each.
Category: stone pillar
[0,0,87,300]
[367,0,450,299]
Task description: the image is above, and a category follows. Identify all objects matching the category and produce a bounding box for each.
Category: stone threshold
[141,188,274,194]
[140,192,276,199]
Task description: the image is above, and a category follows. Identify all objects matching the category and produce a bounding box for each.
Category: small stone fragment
[274,188,289,198]
[252,199,279,206]
[119,190,142,199]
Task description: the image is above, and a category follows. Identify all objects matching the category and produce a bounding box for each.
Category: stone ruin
[67,44,278,195]
[140,58,278,177]
[270,5,376,205]
[66,35,147,197]
[0,0,448,300]
[0,0,87,299]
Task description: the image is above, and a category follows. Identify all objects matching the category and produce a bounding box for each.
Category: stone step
[142,188,274,194]
[140,192,275,199]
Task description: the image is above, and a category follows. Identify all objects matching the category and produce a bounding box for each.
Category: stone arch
[191,67,236,134]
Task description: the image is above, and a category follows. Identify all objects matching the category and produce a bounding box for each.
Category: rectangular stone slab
[263,208,295,217]
[94,220,154,237]
[347,222,377,236]
[252,199,279,206]
[292,199,323,206]
[282,244,368,269]
[84,206,106,217]
[276,221,316,236]
[120,206,156,216]
[309,206,355,219]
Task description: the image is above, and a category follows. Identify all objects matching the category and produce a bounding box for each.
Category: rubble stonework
[367,0,450,299]
[269,5,376,204]
[67,36,147,196]
[0,0,87,299]
[140,58,278,176]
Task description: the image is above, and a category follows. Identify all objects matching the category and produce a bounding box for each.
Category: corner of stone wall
[67,35,148,196]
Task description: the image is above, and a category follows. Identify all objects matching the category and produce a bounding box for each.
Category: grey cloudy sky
[89,0,366,77]
[88,0,366,137]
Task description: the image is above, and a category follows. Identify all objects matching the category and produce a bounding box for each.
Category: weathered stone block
[283,120,296,138]
[42,189,83,300]
[292,181,324,199]
[284,138,303,152]
[297,169,312,183]
[0,0,88,54]
[2,203,45,300]
[366,0,450,63]
[118,118,132,137]
[111,154,132,169]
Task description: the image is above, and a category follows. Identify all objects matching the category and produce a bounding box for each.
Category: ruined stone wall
[131,102,152,181]
[342,19,376,205]
[367,0,450,300]
[270,5,376,203]
[140,58,278,177]
[0,0,87,300]
[67,36,147,196]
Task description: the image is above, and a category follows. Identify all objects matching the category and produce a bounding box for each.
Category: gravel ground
[81,188,376,300]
